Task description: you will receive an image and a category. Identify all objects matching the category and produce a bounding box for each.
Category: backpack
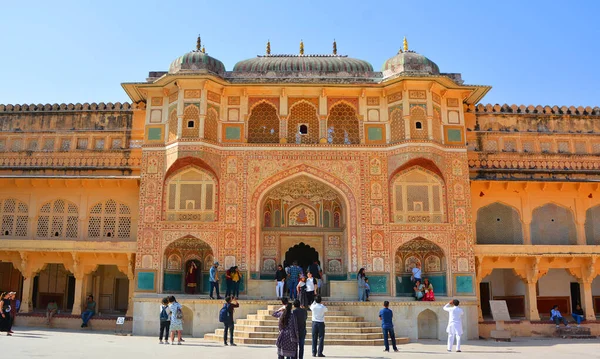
[160,305,169,321]
[175,305,183,320]
[219,304,230,323]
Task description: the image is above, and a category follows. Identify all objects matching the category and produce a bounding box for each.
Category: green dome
[169,51,226,75]
[382,51,440,75]
[233,55,373,74]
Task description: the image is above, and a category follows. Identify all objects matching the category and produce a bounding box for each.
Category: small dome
[382,50,440,76]
[169,50,226,76]
[233,55,373,74]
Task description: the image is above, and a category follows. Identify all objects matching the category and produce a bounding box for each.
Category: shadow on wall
[417,309,438,339]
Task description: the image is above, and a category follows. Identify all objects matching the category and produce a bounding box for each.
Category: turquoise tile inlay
[367,127,383,141]
[137,272,155,291]
[148,127,162,140]
[395,274,447,296]
[455,275,474,294]
[225,126,241,140]
[163,273,183,292]
[367,274,388,294]
[447,128,462,142]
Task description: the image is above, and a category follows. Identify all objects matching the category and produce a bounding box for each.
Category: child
[159,297,170,344]
[365,277,371,302]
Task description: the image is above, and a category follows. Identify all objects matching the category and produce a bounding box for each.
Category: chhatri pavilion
[0,37,599,340]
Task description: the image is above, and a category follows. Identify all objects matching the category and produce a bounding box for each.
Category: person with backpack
[167,296,183,345]
[220,296,239,346]
[159,297,170,344]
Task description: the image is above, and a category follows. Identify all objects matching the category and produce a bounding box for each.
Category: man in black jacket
[275,264,287,299]
[293,299,308,359]
[223,296,239,346]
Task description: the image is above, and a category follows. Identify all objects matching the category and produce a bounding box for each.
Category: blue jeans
[572,314,584,325]
[298,330,306,359]
[210,281,220,298]
[312,321,325,356]
[290,280,298,299]
[232,281,240,298]
[225,280,233,297]
[358,286,366,301]
[383,327,398,351]
[82,310,94,325]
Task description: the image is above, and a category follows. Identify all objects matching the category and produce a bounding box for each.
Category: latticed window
[575,142,587,154]
[166,168,216,221]
[28,140,38,151]
[36,199,79,239]
[77,138,88,150]
[391,169,444,223]
[43,138,55,151]
[182,105,199,138]
[484,139,497,152]
[390,109,405,143]
[94,139,105,150]
[111,138,122,149]
[88,199,132,240]
[410,107,429,140]
[432,108,442,143]
[60,139,71,151]
[248,102,280,143]
[11,139,23,152]
[504,139,516,152]
[558,141,570,153]
[168,110,178,142]
[204,108,219,142]
[0,139,5,151]
[327,103,360,144]
[0,198,29,237]
[287,102,320,144]
[522,141,534,153]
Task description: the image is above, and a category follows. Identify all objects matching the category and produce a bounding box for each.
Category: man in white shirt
[411,262,422,284]
[310,296,328,357]
[443,299,464,352]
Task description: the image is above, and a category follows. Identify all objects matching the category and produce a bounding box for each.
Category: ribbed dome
[233,55,374,74]
[169,51,226,76]
[382,51,440,75]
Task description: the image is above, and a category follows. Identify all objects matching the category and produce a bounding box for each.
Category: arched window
[531,203,576,245]
[248,102,279,143]
[476,202,523,244]
[585,205,600,245]
[287,102,319,144]
[182,105,199,138]
[410,107,428,140]
[0,198,28,237]
[326,103,360,144]
[166,168,216,221]
[391,168,444,223]
[323,210,331,228]
[168,110,178,142]
[88,199,132,239]
[204,108,219,142]
[37,199,79,238]
[390,109,405,143]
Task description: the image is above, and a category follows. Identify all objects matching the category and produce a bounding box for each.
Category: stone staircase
[204,304,410,346]
[553,326,597,339]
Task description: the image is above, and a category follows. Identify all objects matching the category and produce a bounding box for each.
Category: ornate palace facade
[0,38,599,331]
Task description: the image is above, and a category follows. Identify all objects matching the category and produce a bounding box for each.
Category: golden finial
[300,40,304,55]
[403,36,408,52]
[201,45,206,54]
[196,35,201,52]
[266,40,271,55]
[333,39,337,55]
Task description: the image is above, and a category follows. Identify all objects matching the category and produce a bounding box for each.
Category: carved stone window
[391,169,444,223]
[36,199,79,239]
[166,168,216,222]
[43,138,55,152]
[88,199,132,240]
[77,138,88,150]
[0,198,29,237]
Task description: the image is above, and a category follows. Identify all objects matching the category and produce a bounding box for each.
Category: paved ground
[1,327,599,359]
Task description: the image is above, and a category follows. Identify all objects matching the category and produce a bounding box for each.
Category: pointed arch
[287,101,320,144]
[0,198,29,237]
[88,199,132,240]
[585,204,600,245]
[248,101,280,143]
[36,199,79,239]
[182,105,199,138]
[395,237,447,296]
[164,166,218,222]
[410,106,428,140]
[204,107,219,142]
[390,108,405,143]
[168,109,178,142]
[476,202,523,244]
[390,166,445,223]
[531,203,576,245]
[326,102,360,144]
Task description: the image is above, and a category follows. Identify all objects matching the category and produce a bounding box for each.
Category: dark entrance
[570,282,581,311]
[184,259,202,294]
[479,282,491,318]
[285,242,318,274]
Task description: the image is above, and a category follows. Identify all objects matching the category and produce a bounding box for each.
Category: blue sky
[1,0,598,106]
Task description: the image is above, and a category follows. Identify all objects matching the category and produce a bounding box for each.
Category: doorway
[184,259,202,294]
[285,243,318,274]
[480,282,491,318]
[570,282,581,311]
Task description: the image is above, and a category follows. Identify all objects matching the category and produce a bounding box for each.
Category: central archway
[285,242,319,274]
[395,237,447,297]
[163,236,213,294]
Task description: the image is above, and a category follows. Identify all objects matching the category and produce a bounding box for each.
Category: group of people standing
[158,295,185,345]
[185,261,242,300]
[275,260,323,306]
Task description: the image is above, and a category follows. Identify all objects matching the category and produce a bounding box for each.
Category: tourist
[46,300,58,326]
[365,277,370,301]
[222,296,239,346]
[297,276,308,308]
[411,262,422,284]
[444,299,464,352]
[422,278,435,301]
[81,295,96,328]
[225,266,234,298]
[293,299,308,359]
[413,280,424,301]
[379,301,399,352]
[9,292,17,328]
[308,259,322,291]
[285,262,292,298]
[310,295,328,357]
[275,264,287,299]
[550,305,570,328]
[0,292,13,336]
[209,261,222,300]
[572,304,584,327]
[357,268,367,302]
[306,272,316,306]
[159,297,170,344]
[289,261,302,300]
[185,262,198,294]
[167,295,183,345]
[273,302,298,359]
[231,266,242,299]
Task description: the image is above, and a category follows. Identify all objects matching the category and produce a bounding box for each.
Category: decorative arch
[250,165,358,272]
[410,106,429,140]
[288,203,317,226]
[476,202,523,244]
[162,236,213,293]
[417,309,439,339]
[88,199,132,240]
[389,166,445,223]
[531,203,577,245]
[432,106,442,142]
[164,166,218,222]
[204,107,219,142]
[168,109,178,142]
[36,199,79,239]
[248,101,280,143]
[585,205,600,245]
[287,101,320,144]
[326,102,360,144]
[395,237,447,296]
[182,105,199,138]
[389,108,405,143]
[0,198,29,237]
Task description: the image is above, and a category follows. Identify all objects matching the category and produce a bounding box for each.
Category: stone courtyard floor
[2,327,600,359]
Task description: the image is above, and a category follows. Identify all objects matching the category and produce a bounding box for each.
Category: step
[213,329,384,340]
[257,309,351,316]
[246,314,365,322]
[236,319,376,328]
[554,327,592,336]
[232,325,383,334]
[204,334,409,346]
[266,305,347,311]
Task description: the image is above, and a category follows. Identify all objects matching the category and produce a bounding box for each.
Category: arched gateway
[162,236,214,294]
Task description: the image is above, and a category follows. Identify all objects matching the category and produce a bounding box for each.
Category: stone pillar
[126,274,135,317]
[580,280,596,320]
[525,280,540,321]
[20,275,34,313]
[522,220,532,245]
[71,275,84,315]
[199,114,206,139]
[575,221,587,245]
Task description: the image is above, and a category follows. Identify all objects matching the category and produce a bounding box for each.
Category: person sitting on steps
[571,304,584,327]
[550,305,570,328]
